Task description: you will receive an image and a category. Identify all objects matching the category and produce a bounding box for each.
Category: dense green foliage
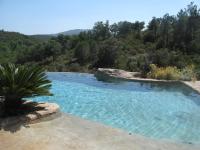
[0,64,52,115]
[0,3,200,78]
[0,31,42,63]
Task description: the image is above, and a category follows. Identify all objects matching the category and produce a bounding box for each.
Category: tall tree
[158,14,175,48]
[146,17,161,42]
[93,21,111,40]
[74,41,90,64]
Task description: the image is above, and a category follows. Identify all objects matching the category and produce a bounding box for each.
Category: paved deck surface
[0,114,199,150]
[183,81,200,94]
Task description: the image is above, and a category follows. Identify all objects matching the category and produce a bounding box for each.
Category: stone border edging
[0,102,60,127]
[182,81,200,94]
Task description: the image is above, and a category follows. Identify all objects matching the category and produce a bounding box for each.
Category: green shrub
[180,65,196,81]
[147,64,181,80]
[196,69,200,80]
[147,64,197,81]
[69,63,81,72]
[0,64,52,115]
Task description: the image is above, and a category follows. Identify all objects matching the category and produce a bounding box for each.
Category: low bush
[180,65,196,81]
[147,64,197,81]
[196,70,200,80]
[147,64,181,80]
[69,63,81,72]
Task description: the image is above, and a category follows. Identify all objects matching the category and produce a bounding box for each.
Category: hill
[58,29,89,36]
[0,30,40,63]
[30,29,88,40]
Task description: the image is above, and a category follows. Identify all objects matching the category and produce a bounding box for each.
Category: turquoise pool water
[33,72,200,144]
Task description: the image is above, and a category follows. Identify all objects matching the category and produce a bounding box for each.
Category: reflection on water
[48,72,199,99]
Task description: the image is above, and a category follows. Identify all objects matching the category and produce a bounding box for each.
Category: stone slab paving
[0,114,199,150]
[0,102,59,128]
[183,81,200,94]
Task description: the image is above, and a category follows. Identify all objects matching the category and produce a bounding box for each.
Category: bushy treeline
[0,2,200,78]
[0,31,41,63]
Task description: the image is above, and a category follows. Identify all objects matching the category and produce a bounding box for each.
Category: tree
[56,34,70,52]
[158,14,175,48]
[74,41,90,64]
[95,39,119,68]
[89,40,99,64]
[110,23,118,37]
[133,21,145,39]
[116,21,133,37]
[44,40,62,61]
[173,9,188,52]
[145,17,161,42]
[185,2,200,53]
[92,21,111,40]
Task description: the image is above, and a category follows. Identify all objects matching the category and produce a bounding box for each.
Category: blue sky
[0,0,199,35]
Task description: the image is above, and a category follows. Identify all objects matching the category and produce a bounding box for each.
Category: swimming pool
[33,72,200,144]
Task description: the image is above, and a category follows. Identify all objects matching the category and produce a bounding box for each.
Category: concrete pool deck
[183,81,200,94]
[0,113,199,150]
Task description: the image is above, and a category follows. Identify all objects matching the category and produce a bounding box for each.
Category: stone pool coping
[97,68,200,94]
[0,101,59,127]
[182,81,200,94]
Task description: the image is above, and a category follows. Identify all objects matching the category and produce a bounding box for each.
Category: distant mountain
[58,29,88,36]
[30,29,88,40]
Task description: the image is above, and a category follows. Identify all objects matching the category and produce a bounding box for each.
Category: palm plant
[0,64,52,114]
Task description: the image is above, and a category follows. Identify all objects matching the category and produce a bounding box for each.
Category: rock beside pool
[0,101,60,127]
[97,68,200,94]
[96,68,140,79]
[96,68,182,83]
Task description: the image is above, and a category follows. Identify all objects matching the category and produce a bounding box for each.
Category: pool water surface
[33,72,200,144]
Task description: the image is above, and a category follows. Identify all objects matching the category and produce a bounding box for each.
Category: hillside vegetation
[0,2,200,79]
[30,29,88,40]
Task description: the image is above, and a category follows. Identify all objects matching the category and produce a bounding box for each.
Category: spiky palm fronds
[0,64,52,109]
